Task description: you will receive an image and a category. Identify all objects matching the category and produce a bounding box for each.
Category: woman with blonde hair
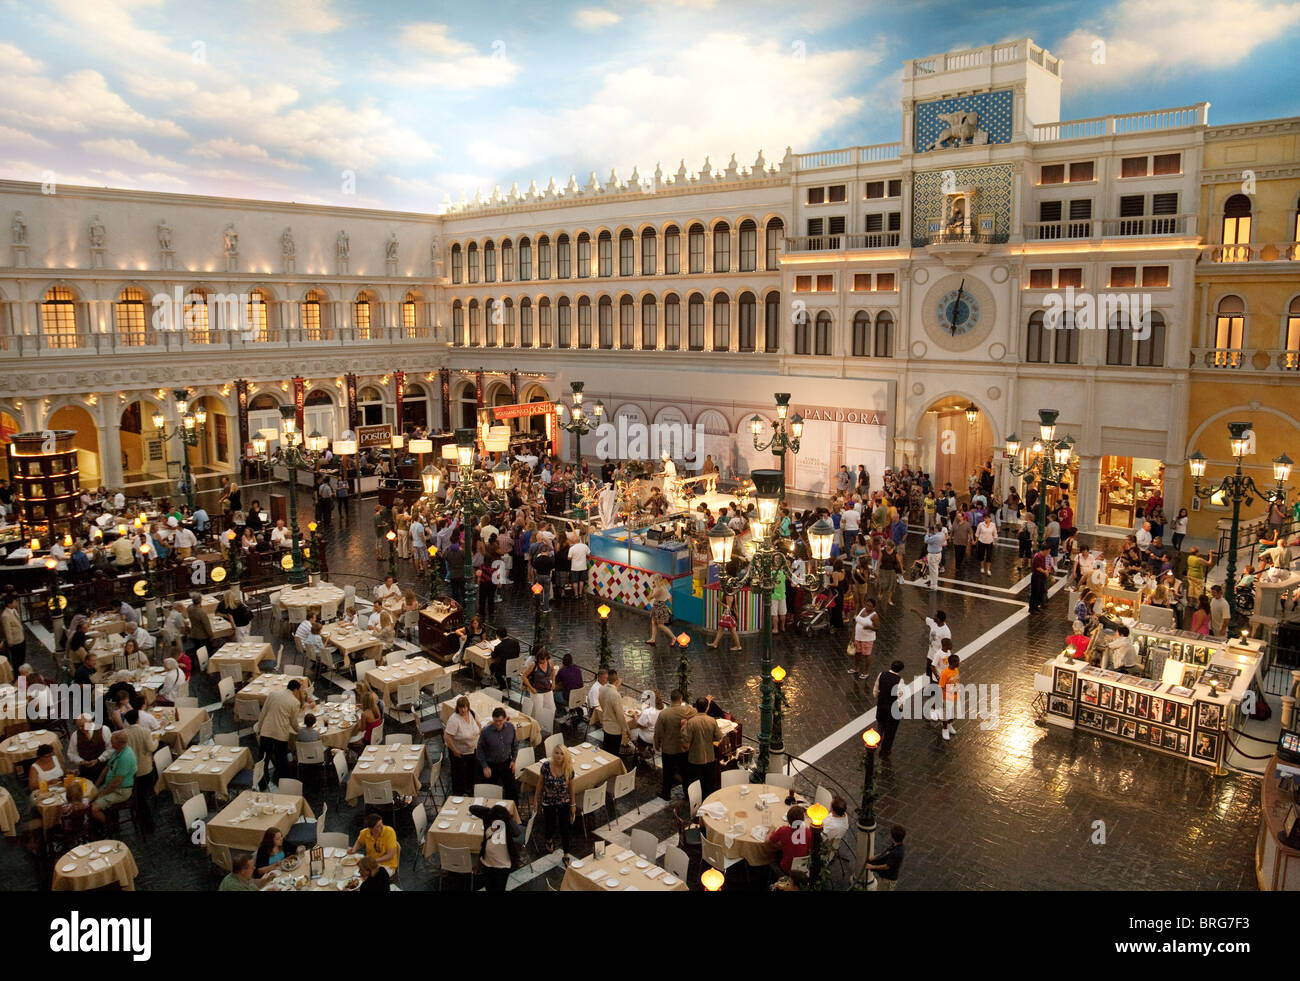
[532,742,576,856]
[646,576,678,645]
[349,689,383,758]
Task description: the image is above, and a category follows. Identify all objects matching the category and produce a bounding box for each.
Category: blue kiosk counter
[588,516,705,625]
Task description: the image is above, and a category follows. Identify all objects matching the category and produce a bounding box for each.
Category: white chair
[363,779,396,817]
[295,739,326,771]
[629,828,658,862]
[181,795,208,833]
[702,835,745,874]
[391,681,420,723]
[234,699,262,725]
[195,646,209,671]
[437,844,476,890]
[687,780,702,817]
[765,773,793,791]
[369,721,384,746]
[332,749,349,786]
[217,676,235,705]
[214,732,241,747]
[402,610,419,642]
[482,686,504,703]
[197,719,213,745]
[153,745,173,776]
[721,770,750,789]
[319,832,350,850]
[532,698,556,736]
[385,733,413,745]
[384,651,407,667]
[427,673,454,702]
[474,783,503,799]
[175,696,199,709]
[411,803,429,866]
[343,584,356,610]
[543,733,564,756]
[578,782,609,836]
[276,777,303,797]
[208,840,233,872]
[664,844,690,881]
[327,694,348,703]
[284,664,305,677]
[219,662,243,686]
[609,769,639,817]
[515,745,535,770]
[790,854,812,877]
[170,778,201,805]
[354,658,376,684]
[814,786,834,811]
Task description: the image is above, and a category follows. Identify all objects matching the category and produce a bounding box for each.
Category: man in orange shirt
[938,653,961,742]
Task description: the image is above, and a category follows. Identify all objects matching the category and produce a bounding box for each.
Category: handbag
[845,640,856,656]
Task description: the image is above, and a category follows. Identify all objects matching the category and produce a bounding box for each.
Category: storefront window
[1098,456,1165,528]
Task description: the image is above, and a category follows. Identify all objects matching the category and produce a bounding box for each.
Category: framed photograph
[1149,725,1164,746]
[1122,720,1137,739]
[1181,667,1200,688]
[1137,723,1149,740]
[1150,696,1163,722]
[1197,701,1223,731]
[1100,686,1114,710]
[1137,677,1163,691]
[1178,732,1189,755]
[1136,694,1149,719]
[1191,496,1201,512]
[1082,711,1103,731]
[1081,681,1099,706]
[1048,696,1074,717]
[1104,715,1120,734]
[1163,700,1178,725]
[1163,728,1179,750]
[1167,684,1194,699]
[1193,731,1219,763]
[1177,704,1191,730]
[1126,690,1138,715]
[1054,667,1077,696]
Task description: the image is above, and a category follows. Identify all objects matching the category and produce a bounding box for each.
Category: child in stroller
[796,587,835,633]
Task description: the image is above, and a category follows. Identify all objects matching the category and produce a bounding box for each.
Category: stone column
[1075,455,1102,536]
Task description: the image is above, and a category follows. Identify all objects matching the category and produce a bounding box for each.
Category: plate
[403,763,415,770]
[662,876,677,886]
[635,859,649,869]
[357,762,371,769]
[61,863,77,872]
[569,859,584,869]
[437,821,451,829]
[619,867,630,875]
[98,845,114,854]
[318,878,332,888]
[451,796,464,804]
[580,763,591,770]
[605,878,620,888]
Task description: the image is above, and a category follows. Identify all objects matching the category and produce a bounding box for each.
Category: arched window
[814,311,832,356]
[42,286,80,348]
[501,298,515,347]
[641,229,657,276]
[467,242,480,283]
[301,288,325,341]
[688,223,706,273]
[451,243,463,284]
[641,296,657,349]
[1285,296,1300,369]
[598,296,614,348]
[874,311,894,358]
[764,291,781,353]
[353,290,375,340]
[739,220,757,271]
[1221,193,1252,262]
[664,293,681,350]
[577,233,592,278]
[1106,311,1132,366]
[556,234,571,278]
[1054,311,1078,364]
[1214,294,1245,366]
[793,307,810,355]
[452,299,464,346]
[557,296,572,347]
[713,221,730,273]
[402,291,422,338]
[246,289,270,342]
[577,296,592,348]
[500,239,514,283]
[185,288,211,344]
[483,240,497,283]
[852,311,871,357]
[664,225,680,274]
[688,293,705,350]
[518,237,532,281]
[537,235,551,279]
[738,292,756,352]
[484,298,498,346]
[1025,311,1048,363]
[712,294,730,350]
[538,297,553,348]
[765,218,784,270]
[619,296,635,348]
[115,286,150,346]
[1136,311,1165,367]
[597,231,613,277]
[468,299,481,346]
[519,297,533,348]
[619,230,635,276]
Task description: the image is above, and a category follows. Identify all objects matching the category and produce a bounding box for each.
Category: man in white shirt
[1135,521,1153,550]
[916,610,951,680]
[567,537,591,598]
[1208,585,1231,636]
[586,668,609,711]
[129,623,155,651]
[841,504,861,554]
[270,520,290,548]
[294,613,318,647]
[113,491,126,511]
[375,576,402,606]
[173,525,197,557]
[1106,626,1141,674]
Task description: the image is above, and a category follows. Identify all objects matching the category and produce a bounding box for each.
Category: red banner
[439,368,451,430]
[394,371,405,436]
[235,379,249,462]
[292,376,305,434]
[345,373,358,433]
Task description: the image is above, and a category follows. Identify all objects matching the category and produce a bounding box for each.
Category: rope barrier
[1230,725,1280,745]
[1223,733,1275,761]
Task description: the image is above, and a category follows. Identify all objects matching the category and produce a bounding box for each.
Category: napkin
[724,832,736,848]
[643,865,663,879]
[89,858,109,871]
[594,756,611,766]
[459,822,474,834]
[697,802,729,821]
[615,849,635,862]
[758,793,781,804]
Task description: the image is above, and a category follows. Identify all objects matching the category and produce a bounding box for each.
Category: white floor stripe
[934,575,1028,595]
[899,579,1025,606]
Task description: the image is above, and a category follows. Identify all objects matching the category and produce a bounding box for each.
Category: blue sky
[1,0,1297,213]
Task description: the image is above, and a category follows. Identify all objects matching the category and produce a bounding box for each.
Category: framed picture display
[1053,666,1077,697]
[1081,681,1099,706]
[1121,720,1137,740]
[1136,693,1149,719]
[1048,695,1074,718]
[1192,730,1219,763]
[1162,728,1179,751]
[1148,725,1164,747]
[1137,723,1149,741]
[1125,690,1138,715]
[1103,715,1120,734]
[1149,696,1163,722]
[1162,700,1178,726]
[1196,701,1223,731]
[1176,704,1191,730]
[1100,686,1113,710]
[1180,666,1200,688]
[1178,732,1189,755]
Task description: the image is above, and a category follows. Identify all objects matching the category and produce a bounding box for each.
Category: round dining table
[52,840,140,891]
[697,783,803,866]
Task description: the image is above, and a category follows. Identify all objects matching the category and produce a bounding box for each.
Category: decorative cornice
[1204,117,1300,142]
[1201,164,1300,183]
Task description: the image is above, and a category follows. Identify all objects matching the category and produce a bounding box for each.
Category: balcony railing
[1032,103,1209,143]
[792,143,901,170]
[0,324,436,357]
[1191,348,1300,371]
[1205,243,1299,263]
[908,40,1061,78]
[1024,215,1196,240]
[784,232,901,253]
[913,231,1008,247]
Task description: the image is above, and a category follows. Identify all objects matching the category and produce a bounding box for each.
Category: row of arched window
[448,291,895,358]
[448,219,785,285]
[1024,309,1166,367]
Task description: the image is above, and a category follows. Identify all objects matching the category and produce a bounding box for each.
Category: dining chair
[515,745,535,770]
[234,699,262,726]
[276,777,303,797]
[169,778,201,806]
[701,835,745,877]
[175,697,199,709]
[687,780,702,817]
[153,745,173,775]
[663,844,691,882]
[814,785,834,811]
[532,698,556,736]
[721,770,749,789]
[629,828,658,863]
[354,659,377,685]
[331,749,349,787]
[213,732,240,747]
[181,795,208,834]
[295,739,327,788]
[384,651,407,667]
[578,782,609,837]
[543,733,564,757]
[284,664,305,677]
[765,773,793,791]
[227,758,264,798]
[436,845,476,891]
[197,718,213,745]
[216,677,235,706]
[362,779,397,823]
[410,803,429,868]
[194,646,209,671]
[609,769,639,817]
[327,694,349,703]
[391,682,420,726]
[385,734,413,745]
[207,840,233,873]
[218,662,244,687]
[473,783,503,799]
[318,832,350,850]
[481,686,504,703]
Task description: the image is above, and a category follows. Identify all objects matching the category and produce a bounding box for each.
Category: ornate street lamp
[153,388,205,511]
[596,603,613,671]
[858,727,881,888]
[770,665,787,764]
[750,392,803,494]
[1006,408,1075,546]
[675,631,691,702]
[558,380,603,465]
[1189,422,1291,622]
[806,801,829,887]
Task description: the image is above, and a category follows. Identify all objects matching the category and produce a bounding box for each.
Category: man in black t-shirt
[865,825,906,890]
[531,545,554,612]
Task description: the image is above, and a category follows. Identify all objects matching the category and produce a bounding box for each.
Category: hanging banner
[292,375,305,434]
[345,373,358,433]
[439,368,451,431]
[509,370,519,404]
[475,371,485,410]
[235,379,250,455]
[394,370,405,436]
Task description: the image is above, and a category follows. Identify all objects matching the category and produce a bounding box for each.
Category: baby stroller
[1234,583,1256,615]
[796,589,834,634]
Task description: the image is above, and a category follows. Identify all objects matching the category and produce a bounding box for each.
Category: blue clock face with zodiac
[938,287,980,335]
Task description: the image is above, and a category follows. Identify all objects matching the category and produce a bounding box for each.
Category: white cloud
[372,22,520,89]
[0,56,188,138]
[135,170,189,187]
[0,125,54,150]
[277,0,344,33]
[1055,0,1300,88]
[82,137,184,170]
[574,8,622,29]
[189,138,309,170]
